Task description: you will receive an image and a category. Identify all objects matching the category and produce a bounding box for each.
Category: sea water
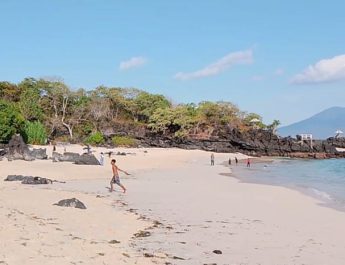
[233,158,345,209]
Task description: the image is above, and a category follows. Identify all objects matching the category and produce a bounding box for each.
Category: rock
[143,253,154,258]
[109,240,120,244]
[75,154,100,165]
[52,152,80,162]
[116,152,127,156]
[6,134,47,161]
[133,230,151,238]
[4,175,26,181]
[4,175,52,184]
[21,177,52,185]
[54,198,87,209]
[213,250,222,254]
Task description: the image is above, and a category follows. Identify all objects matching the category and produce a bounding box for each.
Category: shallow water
[232,158,345,209]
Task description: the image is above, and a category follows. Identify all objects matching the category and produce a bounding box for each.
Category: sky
[1,0,345,125]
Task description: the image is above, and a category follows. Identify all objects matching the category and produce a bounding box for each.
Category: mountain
[278,107,345,139]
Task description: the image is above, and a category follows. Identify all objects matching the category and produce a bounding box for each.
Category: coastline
[1,145,345,264]
[228,157,345,212]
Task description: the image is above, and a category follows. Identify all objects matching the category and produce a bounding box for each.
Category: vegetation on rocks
[0,77,279,144]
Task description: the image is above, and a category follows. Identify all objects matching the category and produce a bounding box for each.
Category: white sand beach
[1,145,345,265]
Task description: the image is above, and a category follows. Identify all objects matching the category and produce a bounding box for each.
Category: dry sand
[1,144,345,265]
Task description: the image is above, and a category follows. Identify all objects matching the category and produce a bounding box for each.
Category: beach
[1,145,345,265]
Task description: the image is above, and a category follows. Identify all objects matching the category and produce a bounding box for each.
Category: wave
[309,188,333,201]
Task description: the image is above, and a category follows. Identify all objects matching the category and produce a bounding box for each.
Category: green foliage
[134,92,171,121]
[23,121,47,145]
[0,82,21,102]
[0,100,25,143]
[112,136,137,147]
[243,113,266,129]
[85,131,105,145]
[148,104,197,138]
[18,78,44,121]
[267,119,281,133]
[0,77,273,143]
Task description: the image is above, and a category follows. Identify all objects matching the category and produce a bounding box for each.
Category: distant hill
[278,107,345,139]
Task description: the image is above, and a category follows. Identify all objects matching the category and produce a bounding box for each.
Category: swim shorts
[111,176,121,185]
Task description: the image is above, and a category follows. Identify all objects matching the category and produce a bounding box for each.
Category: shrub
[85,131,105,145]
[23,121,47,145]
[0,100,25,143]
[112,135,137,147]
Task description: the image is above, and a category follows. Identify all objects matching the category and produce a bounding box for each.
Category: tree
[267,119,281,134]
[0,81,21,102]
[0,100,24,143]
[18,78,44,121]
[133,92,171,121]
[40,80,88,139]
[243,113,266,129]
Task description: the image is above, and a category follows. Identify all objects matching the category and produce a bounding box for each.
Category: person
[228,158,232,165]
[235,157,238,165]
[247,158,251,168]
[110,159,130,193]
[53,144,56,152]
[211,153,215,166]
[99,152,104,166]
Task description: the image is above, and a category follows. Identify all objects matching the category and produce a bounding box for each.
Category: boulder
[4,175,26,181]
[75,154,100,165]
[54,198,87,209]
[52,152,80,162]
[6,134,47,161]
[4,175,53,184]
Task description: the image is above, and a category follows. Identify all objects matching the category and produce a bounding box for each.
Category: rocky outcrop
[75,154,100,165]
[4,175,53,184]
[52,152,81,162]
[139,129,345,159]
[54,198,87,209]
[6,134,48,161]
[52,151,100,165]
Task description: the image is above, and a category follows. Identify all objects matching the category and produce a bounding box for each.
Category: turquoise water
[233,158,345,208]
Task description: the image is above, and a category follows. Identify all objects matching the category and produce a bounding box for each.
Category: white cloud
[291,54,345,84]
[274,68,284,76]
[174,49,253,80]
[119,56,147,70]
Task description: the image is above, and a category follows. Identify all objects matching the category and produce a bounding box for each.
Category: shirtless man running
[110,159,130,193]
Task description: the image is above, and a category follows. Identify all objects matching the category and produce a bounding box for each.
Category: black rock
[213,250,222,254]
[54,198,87,209]
[4,175,52,184]
[52,152,81,162]
[6,134,47,161]
[133,231,151,238]
[21,176,52,185]
[4,175,25,181]
[109,240,121,244]
[75,154,100,165]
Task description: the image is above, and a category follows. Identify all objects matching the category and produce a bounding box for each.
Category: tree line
[0,77,280,145]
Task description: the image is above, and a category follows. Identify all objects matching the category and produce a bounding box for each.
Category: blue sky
[1,0,345,125]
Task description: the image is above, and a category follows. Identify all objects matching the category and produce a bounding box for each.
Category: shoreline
[227,157,345,213]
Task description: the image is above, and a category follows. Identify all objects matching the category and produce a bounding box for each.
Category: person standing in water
[211,153,215,166]
[235,157,238,165]
[110,159,130,193]
[228,157,232,165]
[247,158,251,168]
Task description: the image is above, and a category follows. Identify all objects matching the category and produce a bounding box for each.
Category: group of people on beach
[210,153,251,167]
